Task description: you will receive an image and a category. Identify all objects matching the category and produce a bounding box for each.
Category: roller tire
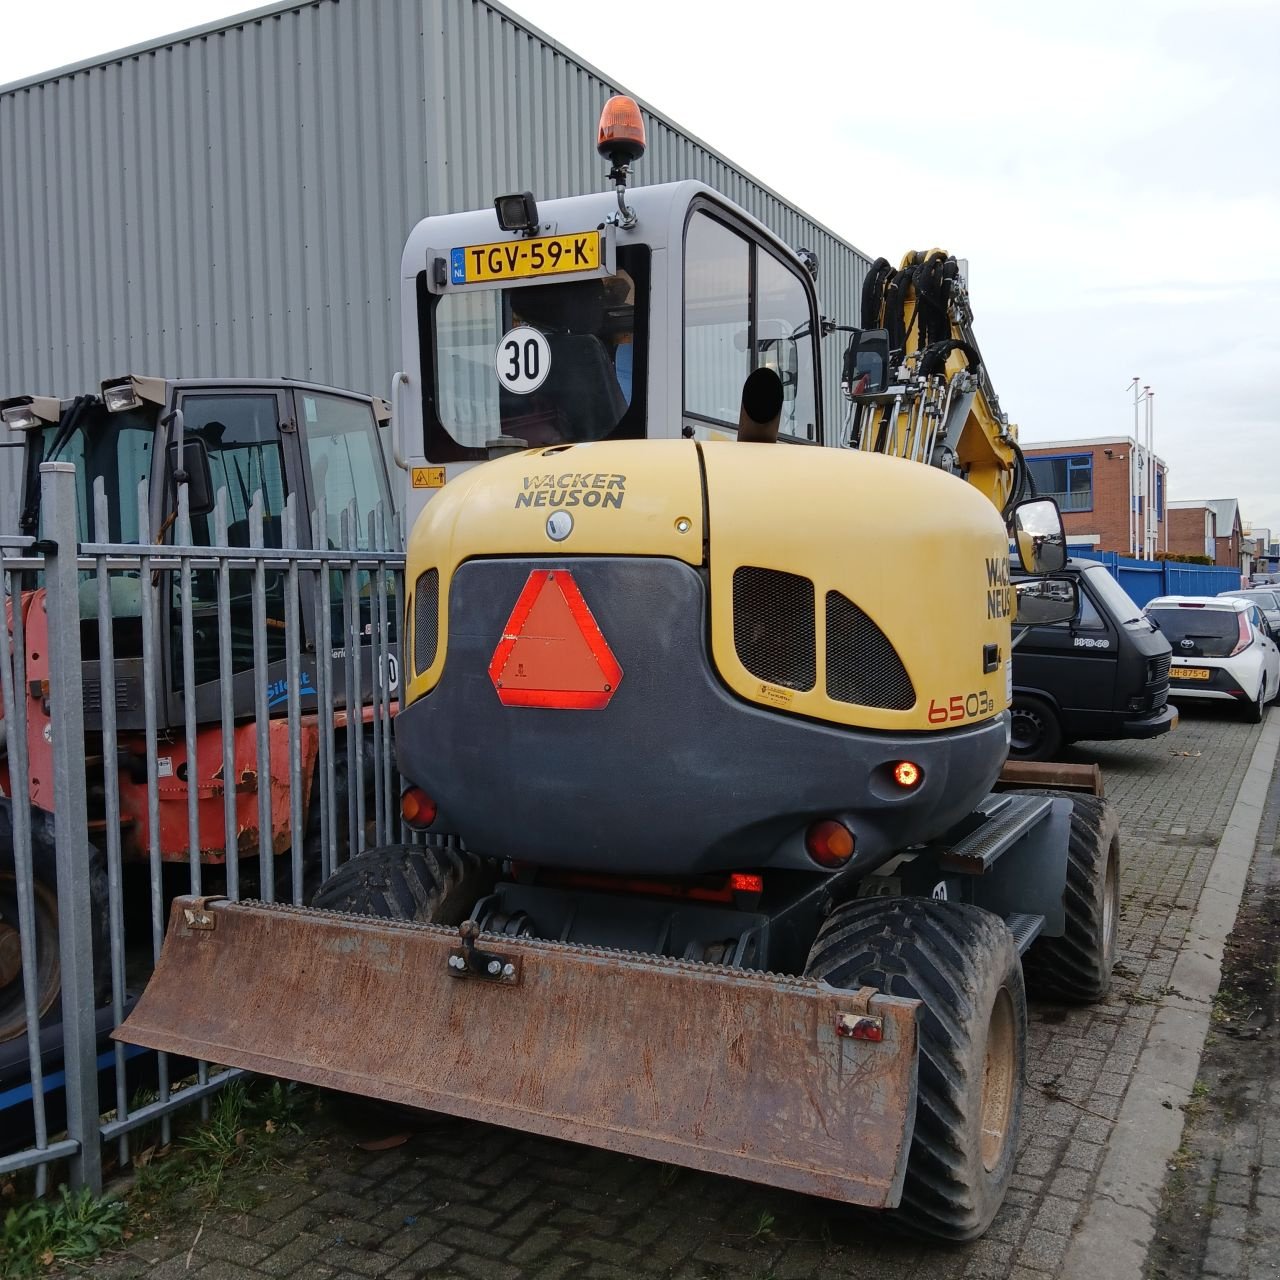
[806,897,1026,1242]
[1008,693,1063,762]
[1019,791,1120,1003]
[0,801,111,1043]
[310,842,494,924]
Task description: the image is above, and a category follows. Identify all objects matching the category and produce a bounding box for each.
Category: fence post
[38,462,103,1194]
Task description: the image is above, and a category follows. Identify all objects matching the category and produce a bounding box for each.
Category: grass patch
[3,1077,315,1275]
[0,1187,127,1277]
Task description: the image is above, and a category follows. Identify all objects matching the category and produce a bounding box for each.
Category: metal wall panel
[0,0,868,433]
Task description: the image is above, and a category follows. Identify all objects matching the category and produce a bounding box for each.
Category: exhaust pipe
[737,368,784,443]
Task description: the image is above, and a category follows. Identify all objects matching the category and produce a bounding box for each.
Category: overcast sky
[3,0,1277,535]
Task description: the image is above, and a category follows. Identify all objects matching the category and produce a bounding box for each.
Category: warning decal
[488,570,622,710]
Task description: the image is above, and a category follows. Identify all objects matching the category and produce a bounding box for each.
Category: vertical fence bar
[369,510,386,847]
[249,495,273,899]
[214,492,239,901]
[92,481,130,1168]
[0,543,50,1195]
[283,498,305,902]
[38,462,102,1193]
[341,508,360,862]
[388,560,401,839]
[175,488,210,1113]
[178,487,201,897]
[311,501,334,883]
[137,478,171,1145]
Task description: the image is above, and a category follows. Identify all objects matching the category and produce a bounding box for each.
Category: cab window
[682,209,819,442]
[299,393,390,550]
[425,247,649,462]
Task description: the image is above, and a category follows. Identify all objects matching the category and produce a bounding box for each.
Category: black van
[1010,558,1177,760]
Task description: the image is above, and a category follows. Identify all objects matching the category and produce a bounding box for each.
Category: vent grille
[84,677,141,714]
[732,567,816,691]
[826,591,916,710]
[413,569,439,676]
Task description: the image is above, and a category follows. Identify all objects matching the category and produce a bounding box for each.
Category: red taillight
[729,873,764,894]
[1228,612,1252,657]
[805,820,856,869]
[400,787,437,830]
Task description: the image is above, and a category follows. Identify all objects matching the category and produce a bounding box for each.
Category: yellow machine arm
[842,250,1030,519]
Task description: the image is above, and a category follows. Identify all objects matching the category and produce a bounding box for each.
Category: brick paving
[86,705,1271,1280]
[1146,710,1280,1279]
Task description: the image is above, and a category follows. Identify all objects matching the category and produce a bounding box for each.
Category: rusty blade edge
[108,1027,902,1204]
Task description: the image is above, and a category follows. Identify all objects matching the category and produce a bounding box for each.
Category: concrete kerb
[1060,709,1280,1280]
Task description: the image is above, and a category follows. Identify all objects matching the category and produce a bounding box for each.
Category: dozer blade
[118,897,921,1208]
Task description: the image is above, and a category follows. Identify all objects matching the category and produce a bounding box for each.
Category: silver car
[1218,588,1280,635]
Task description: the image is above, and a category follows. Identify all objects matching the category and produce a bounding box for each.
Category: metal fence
[1,462,405,1194]
[1064,545,1243,607]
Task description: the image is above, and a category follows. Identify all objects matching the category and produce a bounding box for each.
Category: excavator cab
[394,119,824,532]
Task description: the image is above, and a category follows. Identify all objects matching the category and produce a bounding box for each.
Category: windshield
[1146,606,1241,657]
[427,246,648,462]
[29,405,155,542]
[1083,565,1152,629]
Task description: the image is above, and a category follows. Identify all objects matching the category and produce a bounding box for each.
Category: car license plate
[1175,667,1211,681]
[450,231,602,285]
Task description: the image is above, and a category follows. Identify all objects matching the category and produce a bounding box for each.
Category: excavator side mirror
[166,437,216,518]
[842,329,891,396]
[1011,497,1066,574]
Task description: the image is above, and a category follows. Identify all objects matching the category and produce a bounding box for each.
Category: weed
[0,1187,127,1277]
[1191,1079,1210,1099]
[657,1164,681,1189]
[750,1209,776,1240]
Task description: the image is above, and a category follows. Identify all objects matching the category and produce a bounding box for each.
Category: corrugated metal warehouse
[0,0,872,525]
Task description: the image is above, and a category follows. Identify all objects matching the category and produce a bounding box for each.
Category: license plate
[450,232,602,285]
[1175,667,1211,681]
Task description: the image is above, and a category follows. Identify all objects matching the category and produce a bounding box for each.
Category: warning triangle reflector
[489,570,623,709]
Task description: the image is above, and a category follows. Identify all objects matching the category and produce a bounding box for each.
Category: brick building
[1022,437,1168,556]
[1204,499,1245,570]
[1166,501,1217,560]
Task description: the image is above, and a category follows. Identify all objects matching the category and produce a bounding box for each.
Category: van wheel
[310,842,495,924]
[1020,791,1119,1003]
[1009,694,1063,761]
[805,897,1026,1241]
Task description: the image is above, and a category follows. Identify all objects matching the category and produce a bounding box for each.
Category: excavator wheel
[1018,791,1120,1003]
[310,842,495,924]
[806,896,1026,1242]
[0,801,111,1043]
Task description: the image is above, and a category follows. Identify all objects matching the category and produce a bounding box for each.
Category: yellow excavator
[119,96,1117,1241]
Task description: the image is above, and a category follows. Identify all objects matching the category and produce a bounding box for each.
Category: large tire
[0,801,111,1043]
[1008,693,1063,761]
[1020,791,1119,1003]
[310,842,494,924]
[806,897,1026,1242]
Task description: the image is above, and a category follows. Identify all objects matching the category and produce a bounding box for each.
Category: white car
[1144,595,1279,723]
